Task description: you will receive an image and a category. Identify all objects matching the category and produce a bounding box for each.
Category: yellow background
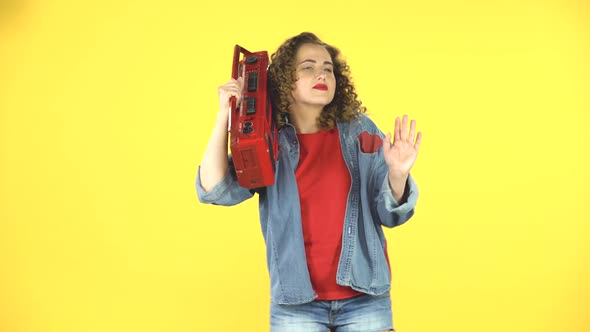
[1,0,588,331]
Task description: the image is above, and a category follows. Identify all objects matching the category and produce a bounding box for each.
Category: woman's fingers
[219,78,244,101]
[414,131,422,151]
[393,115,421,149]
[401,114,408,141]
[394,117,401,142]
[383,133,392,153]
[408,119,416,143]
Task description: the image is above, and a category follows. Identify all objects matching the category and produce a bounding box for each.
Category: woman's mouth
[313,84,328,91]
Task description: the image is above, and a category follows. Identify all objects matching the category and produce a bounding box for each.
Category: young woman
[197,32,422,332]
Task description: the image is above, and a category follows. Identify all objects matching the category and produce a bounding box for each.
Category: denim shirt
[196,114,418,305]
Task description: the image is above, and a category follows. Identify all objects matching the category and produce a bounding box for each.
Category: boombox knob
[245,57,258,64]
[243,121,253,134]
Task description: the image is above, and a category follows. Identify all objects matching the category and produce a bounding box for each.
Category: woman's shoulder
[338,113,381,135]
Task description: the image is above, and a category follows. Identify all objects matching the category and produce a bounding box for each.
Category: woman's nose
[316,70,327,79]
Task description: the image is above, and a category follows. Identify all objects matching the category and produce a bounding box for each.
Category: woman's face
[290,43,336,111]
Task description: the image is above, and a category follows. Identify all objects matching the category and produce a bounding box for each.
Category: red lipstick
[313,84,328,91]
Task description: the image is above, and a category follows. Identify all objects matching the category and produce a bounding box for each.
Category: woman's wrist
[388,171,408,203]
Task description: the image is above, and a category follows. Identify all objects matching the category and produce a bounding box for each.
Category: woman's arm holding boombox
[199,77,243,192]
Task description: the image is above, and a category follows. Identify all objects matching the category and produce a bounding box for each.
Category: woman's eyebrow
[297,59,333,66]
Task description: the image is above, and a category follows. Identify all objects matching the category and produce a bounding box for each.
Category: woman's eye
[303,66,313,70]
[324,68,333,73]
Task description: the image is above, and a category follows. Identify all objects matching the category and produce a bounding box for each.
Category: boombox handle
[228,45,252,131]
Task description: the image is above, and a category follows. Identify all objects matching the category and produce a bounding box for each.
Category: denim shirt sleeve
[375,170,418,228]
[195,155,254,206]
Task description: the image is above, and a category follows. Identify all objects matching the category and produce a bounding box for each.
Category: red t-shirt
[295,128,363,300]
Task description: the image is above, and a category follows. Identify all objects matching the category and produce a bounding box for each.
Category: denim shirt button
[292,140,297,145]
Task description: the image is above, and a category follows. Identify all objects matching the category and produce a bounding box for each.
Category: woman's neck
[289,106,322,134]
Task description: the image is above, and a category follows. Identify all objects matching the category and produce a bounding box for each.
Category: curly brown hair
[268,32,366,130]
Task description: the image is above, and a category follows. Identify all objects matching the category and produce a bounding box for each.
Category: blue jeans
[270,293,395,332]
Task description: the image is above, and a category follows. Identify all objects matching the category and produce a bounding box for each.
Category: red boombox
[229,45,278,189]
